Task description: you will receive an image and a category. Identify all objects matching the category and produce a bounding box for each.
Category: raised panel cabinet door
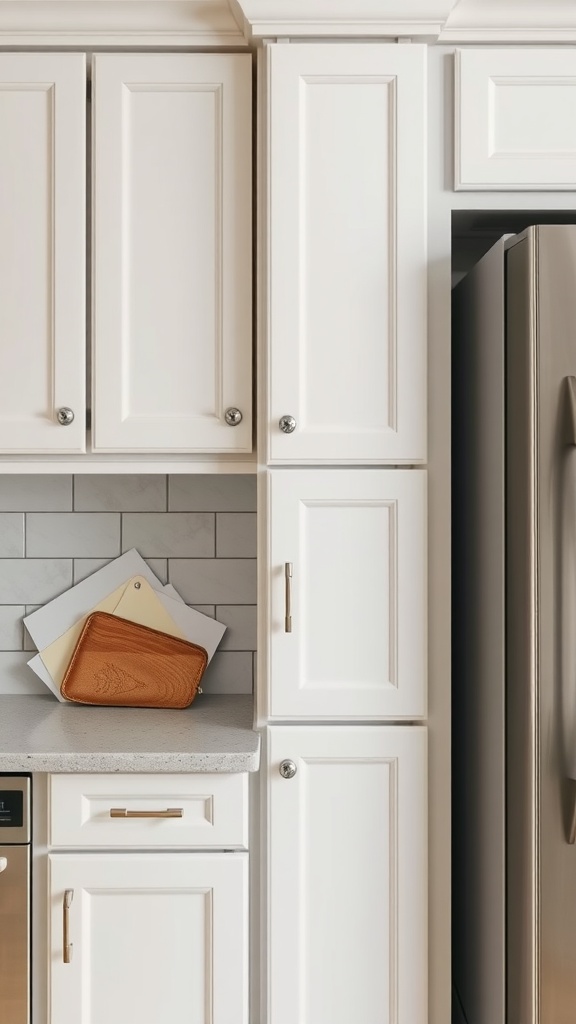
[0,53,86,453]
[267,469,427,719]
[267,726,427,1024]
[49,852,248,1024]
[455,49,576,190]
[265,43,426,464]
[92,54,252,453]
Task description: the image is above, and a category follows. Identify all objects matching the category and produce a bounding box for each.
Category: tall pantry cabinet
[260,44,429,1024]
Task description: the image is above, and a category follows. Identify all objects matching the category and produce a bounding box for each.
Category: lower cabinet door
[267,726,427,1024]
[48,852,248,1024]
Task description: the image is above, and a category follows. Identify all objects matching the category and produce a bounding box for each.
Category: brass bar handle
[63,889,73,964]
[109,808,184,819]
[284,562,293,633]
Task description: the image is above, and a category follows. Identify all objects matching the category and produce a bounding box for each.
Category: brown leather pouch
[61,610,208,709]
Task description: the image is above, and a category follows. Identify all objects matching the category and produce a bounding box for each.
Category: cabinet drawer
[49,774,247,849]
[455,49,576,190]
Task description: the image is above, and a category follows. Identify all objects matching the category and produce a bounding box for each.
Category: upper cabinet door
[92,54,252,453]
[265,44,426,464]
[455,49,576,190]
[0,54,86,454]
[267,469,427,719]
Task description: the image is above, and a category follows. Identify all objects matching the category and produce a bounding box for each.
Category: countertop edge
[0,751,260,774]
[0,694,261,774]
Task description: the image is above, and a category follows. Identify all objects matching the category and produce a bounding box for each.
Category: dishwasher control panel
[0,790,24,828]
[0,778,30,843]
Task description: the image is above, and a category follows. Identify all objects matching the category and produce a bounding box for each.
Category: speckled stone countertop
[0,694,260,773]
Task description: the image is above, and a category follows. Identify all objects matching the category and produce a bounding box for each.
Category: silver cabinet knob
[279,759,297,780]
[57,407,75,426]
[279,415,296,434]
[225,408,243,426]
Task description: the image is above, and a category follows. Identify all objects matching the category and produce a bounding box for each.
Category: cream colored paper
[110,576,186,639]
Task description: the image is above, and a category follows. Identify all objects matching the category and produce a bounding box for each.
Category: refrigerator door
[507,225,576,1024]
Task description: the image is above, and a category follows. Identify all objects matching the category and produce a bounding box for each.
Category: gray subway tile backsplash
[0,513,25,556]
[169,558,257,605]
[0,475,73,512]
[200,651,253,695]
[122,513,214,558]
[0,606,25,650]
[0,475,256,695]
[26,513,121,558]
[0,651,46,694]
[74,475,168,512]
[216,605,257,651]
[0,559,73,604]
[216,513,257,558]
[169,474,257,512]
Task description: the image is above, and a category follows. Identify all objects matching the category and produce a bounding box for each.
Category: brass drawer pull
[109,807,184,819]
[63,889,74,964]
[285,562,293,633]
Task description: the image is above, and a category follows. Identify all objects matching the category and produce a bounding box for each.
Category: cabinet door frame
[0,52,86,454]
[263,42,427,464]
[266,726,428,1024]
[92,52,252,454]
[48,851,248,1024]
[264,468,427,720]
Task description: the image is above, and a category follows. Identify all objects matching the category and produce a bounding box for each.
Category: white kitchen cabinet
[48,851,248,1024]
[0,53,86,454]
[455,48,576,190]
[0,51,252,459]
[266,468,427,719]
[264,43,427,464]
[267,726,427,1024]
[92,54,253,454]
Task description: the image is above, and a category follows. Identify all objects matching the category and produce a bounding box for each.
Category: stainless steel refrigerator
[453,225,576,1024]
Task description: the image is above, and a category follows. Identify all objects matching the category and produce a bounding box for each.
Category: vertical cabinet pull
[63,889,74,964]
[285,562,293,633]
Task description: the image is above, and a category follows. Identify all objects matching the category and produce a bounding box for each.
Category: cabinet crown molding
[2,0,575,44]
[0,1,248,46]
[231,0,453,38]
[441,0,576,42]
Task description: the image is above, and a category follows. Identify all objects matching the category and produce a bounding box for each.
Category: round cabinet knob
[57,407,75,426]
[0,857,7,873]
[224,408,243,427]
[279,759,297,780]
[279,415,296,434]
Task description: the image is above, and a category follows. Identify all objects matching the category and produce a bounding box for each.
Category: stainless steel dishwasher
[0,776,31,1024]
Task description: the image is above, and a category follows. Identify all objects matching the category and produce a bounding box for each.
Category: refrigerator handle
[566,780,576,845]
[563,377,576,843]
[565,376,576,446]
